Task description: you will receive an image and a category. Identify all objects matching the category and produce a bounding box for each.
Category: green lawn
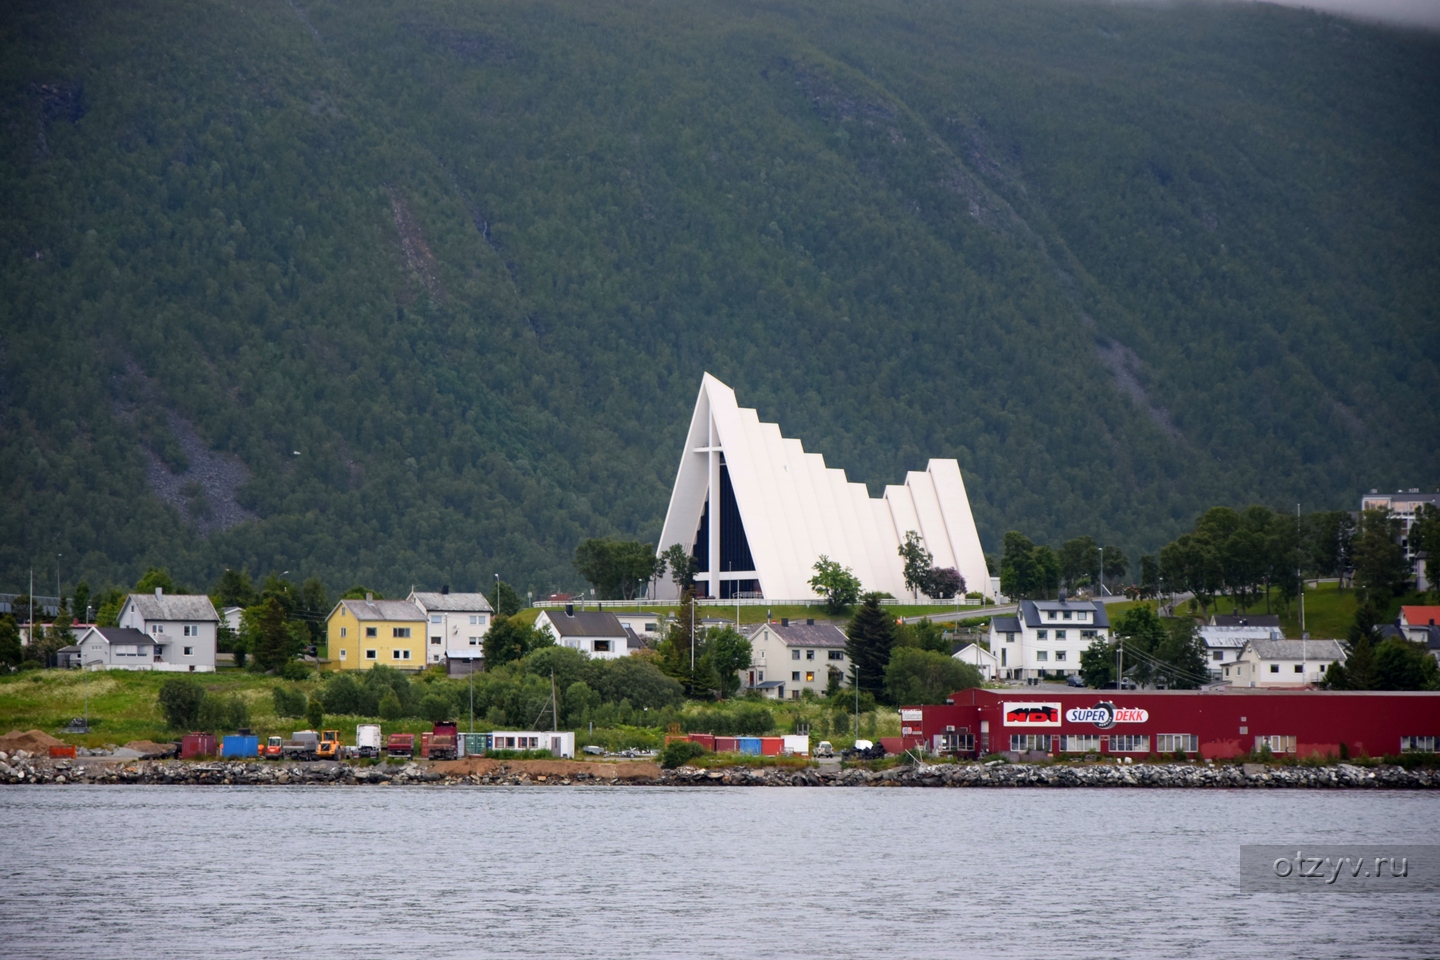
[1180,583,1359,639]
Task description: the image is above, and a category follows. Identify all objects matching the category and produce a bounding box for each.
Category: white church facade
[654,374,991,602]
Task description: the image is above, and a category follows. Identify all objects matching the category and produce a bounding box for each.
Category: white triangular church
[654,374,991,602]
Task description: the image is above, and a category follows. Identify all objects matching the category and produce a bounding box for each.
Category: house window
[431,636,442,645]
[1111,735,1150,753]
[1294,664,1303,673]
[805,672,814,682]
[469,615,480,625]
[1157,734,1199,753]
[792,650,801,660]
[1212,651,1223,661]
[806,650,815,660]
[366,627,377,638]
[1255,735,1296,754]
[183,646,194,656]
[790,690,800,700]
[1081,630,1097,639]
[1054,651,1066,662]
[340,649,348,660]
[1078,612,1088,622]
[1270,664,1280,673]
[1036,651,1048,662]
[341,627,348,638]
[1062,611,1072,620]
[393,627,411,638]
[828,650,844,660]
[392,649,411,661]
[1059,735,1101,753]
[1037,630,1048,640]
[593,640,611,653]
[1400,736,1436,752]
[431,615,442,623]
[1009,734,1049,751]
[1046,611,1057,621]
[1056,630,1067,640]
[792,671,801,682]
[645,623,657,632]
[365,649,377,660]
[469,637,480,646]
[183,625,197,637]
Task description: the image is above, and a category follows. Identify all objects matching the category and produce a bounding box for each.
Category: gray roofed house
[334,598,427,621]
[1018,599,1111,629]
[408,590,495,671]
[73,626,161,670]
[1224,638,1345,688]
[1199,613,1285,678]
[990,600,1110,681]
[534,608,629,659]
[116,589,219,672]
[745,619,849,699]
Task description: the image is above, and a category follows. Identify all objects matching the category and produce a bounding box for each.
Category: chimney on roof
[566,604,574,617]
[155,587,163,599]
[781,617,789,627]
[806,618,814,625]
[442,584,449,595]
[366,592,373,602]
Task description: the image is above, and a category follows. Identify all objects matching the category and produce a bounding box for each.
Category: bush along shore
[1,752,1437,789]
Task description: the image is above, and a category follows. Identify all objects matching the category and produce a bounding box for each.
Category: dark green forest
[2,0,1437,599]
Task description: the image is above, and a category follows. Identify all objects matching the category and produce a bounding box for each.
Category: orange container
[760,737,785,756]
[49,745,76,759]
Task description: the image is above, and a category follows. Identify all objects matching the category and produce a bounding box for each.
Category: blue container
[736,737,762,756]
[221,735,258,758]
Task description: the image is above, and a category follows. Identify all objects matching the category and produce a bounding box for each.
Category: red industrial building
[900,688,1440,760]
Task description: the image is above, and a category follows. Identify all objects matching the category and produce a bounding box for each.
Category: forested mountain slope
[2,0,1436,597]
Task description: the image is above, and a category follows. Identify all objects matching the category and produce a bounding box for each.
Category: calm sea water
[2,785,1437,959]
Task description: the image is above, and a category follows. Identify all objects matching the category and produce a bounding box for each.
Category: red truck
[385,733,415,757]
[422,721,458,760]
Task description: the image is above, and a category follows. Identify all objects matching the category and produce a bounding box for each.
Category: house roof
[753,680,786,690]
[1211,614,1281,628]
[624,626,647,650]
[125,593,219,622]
[1400,606,1440,628]
[760,621,848,647]
[333,598,426,622]
[409,591,494,614]
[1241,638,1345,661]
[540,610,627,638]
[991,616,1021,634]
[953,643,997,663]
[81,627,153,646]
[1018,600,1110,629]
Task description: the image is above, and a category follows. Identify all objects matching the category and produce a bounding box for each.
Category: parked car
[582,745,604,756]
[1066,675,1086,687]
[1108,678,1137,690]
[814,741,834,758]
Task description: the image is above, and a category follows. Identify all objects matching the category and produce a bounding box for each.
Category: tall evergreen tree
[846,594,896,700]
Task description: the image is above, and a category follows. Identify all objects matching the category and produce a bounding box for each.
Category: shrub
[378,690,403,720]
[197,693,249,732]
[418,692,451,723]
[660,740,707,769]
[158,677,207,728]
[273,685,308,718]
[281,660,311,681]
[306,699,324,730]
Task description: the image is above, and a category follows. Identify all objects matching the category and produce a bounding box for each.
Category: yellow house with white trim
[325,597,426,671]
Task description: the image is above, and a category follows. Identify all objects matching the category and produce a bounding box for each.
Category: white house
[953,642,999,681]
[987,599,1110,680]
[408,588,494,674]
[534,608,630,659]
[1199,614,1284,678]
[653,373,989,602]
[614,612,663,645]
[488,730,575,758]
[744,618,849,700]
[113,589,219,672]
[1222,638,1345,688]
[70,627,161,670]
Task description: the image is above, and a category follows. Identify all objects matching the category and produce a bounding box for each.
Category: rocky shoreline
[1,750,1435,788]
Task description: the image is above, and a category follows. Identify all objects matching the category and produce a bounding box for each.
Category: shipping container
[181,733,216,759]
[689,734,716,751]
[760,737,785,756]
[781,734,810,756]
[736,737,762,756]
[48,745,76,759]
[459,733,490,757]
[221,735,258,758]
[713,736,738,753]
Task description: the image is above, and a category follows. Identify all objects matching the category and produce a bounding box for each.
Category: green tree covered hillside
[2,0,1436,597]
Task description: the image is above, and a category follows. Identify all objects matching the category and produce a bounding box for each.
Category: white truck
[354,724,382,759]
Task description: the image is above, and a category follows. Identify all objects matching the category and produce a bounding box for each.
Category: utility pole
[1116,637,1124,692]
[56,554,62,613]
[1297,503,1306,636]
[853,662,860,741]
